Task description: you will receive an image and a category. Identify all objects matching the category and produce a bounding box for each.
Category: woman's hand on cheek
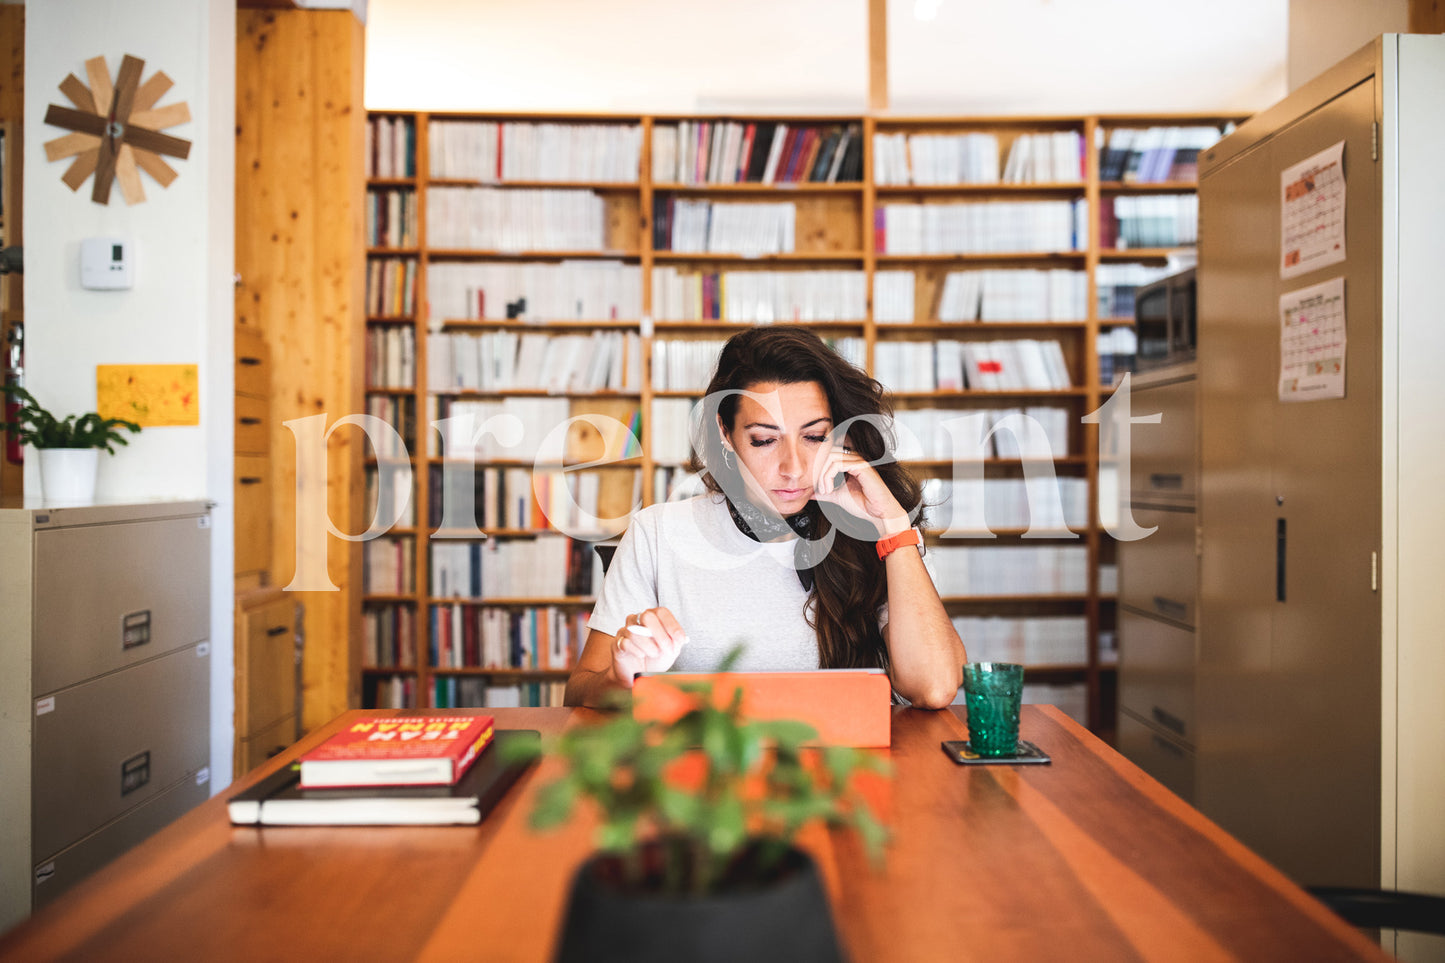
[811,446,910,535]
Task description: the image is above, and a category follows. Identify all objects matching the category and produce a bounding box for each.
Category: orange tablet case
[631,669,892,747]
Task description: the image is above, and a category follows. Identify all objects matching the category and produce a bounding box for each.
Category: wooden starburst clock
[43,54,192,206]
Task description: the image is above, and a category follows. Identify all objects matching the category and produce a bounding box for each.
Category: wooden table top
[0,705,1387,962]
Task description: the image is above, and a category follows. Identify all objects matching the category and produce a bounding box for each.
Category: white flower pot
[38,448,100,504]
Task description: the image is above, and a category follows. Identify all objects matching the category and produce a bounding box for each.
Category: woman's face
[721,380,834,516]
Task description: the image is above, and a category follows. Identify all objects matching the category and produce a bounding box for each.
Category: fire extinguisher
[4,320,21,465]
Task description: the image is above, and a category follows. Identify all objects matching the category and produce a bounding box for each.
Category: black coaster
[941,739,1051,766]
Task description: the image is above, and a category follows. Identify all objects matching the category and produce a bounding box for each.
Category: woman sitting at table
[565,325,966,709]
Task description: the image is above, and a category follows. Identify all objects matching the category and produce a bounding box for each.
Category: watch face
[44,54,192,206]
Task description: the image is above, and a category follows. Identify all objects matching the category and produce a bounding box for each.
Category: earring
[723,448,734,470]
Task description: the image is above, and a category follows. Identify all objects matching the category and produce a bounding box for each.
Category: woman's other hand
[610,606,688,686]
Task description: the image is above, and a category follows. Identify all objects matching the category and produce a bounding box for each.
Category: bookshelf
[360,109,1242,734]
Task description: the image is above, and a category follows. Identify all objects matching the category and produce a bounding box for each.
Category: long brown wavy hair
[688,325,925,671]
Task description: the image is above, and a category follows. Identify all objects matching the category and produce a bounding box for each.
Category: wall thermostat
[80,237,133,290]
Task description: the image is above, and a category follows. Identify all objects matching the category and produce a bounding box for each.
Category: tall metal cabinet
[1195,32,1445,920]
[0,500,212,932]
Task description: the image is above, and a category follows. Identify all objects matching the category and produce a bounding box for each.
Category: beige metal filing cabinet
[1196,33,1445,938]
[0,500,212,933]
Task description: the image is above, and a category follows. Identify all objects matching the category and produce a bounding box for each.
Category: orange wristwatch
[876,527,922,560]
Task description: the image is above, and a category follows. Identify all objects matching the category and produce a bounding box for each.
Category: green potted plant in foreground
[507,664,889,963]
[1,385,141,503]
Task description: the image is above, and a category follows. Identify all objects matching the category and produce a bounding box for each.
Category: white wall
[365,0,1289,114]
[24,0,236,788]
[1288,0,1408,89]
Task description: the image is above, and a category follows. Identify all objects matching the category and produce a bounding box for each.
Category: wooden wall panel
[236,8,365,731]
[0,5,23,501]
[1409,0,1445,32]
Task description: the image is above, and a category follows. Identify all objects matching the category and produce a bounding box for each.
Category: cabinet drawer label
[35,697,55,716]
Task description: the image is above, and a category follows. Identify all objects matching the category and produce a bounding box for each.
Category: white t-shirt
[590,494,842,672]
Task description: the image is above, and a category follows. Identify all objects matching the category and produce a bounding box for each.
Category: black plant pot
[553,845,845,963]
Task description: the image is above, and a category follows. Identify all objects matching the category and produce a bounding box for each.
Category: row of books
[651,121,862,185]
[1100,194,1198,249]
[876,268,1090,324]
[652,198,796,255]
[891,406,1072,460]
[426,187,609,251]
[429,397,570,460]
[1097,327,1140,387]
[365,115,416,179]
[367,326,416,389]
[431,678,568,709]
[366,188,417,248]
[425,330,643,393]
[367,463,417,529]
[428,536,601,599]
[364,674,417,710]
[1095,263,1174,317]
[364,603,416,668]
[874,200,1088,254]
[873,130,1084,186]
[428,604,586,671]
[364,536,416,595]
[425,261,642,323]
[921,476,1090,532]
[874,338,1073,392]
[652,338,725,392]
[928,545,1089,596]
[1097,125,1226,183]
[365,395,416,459]
[427,120,642,183]
[366,257,418,317]
[1021,682,1087,724]
[650,267,867,323]
[427,464,640,535]
[950,616,1089,666]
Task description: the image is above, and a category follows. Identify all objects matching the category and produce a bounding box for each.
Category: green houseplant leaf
[528,650,891,897]
[1,386,141,454]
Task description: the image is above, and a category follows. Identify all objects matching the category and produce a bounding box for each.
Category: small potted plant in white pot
[2,386,141,503]
[507,662,889,963]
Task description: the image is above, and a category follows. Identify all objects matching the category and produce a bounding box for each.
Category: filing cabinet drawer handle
[1151,733,1186,758]
[1149,473,1185,489]
[1152,705,1187,736]
[239,477,264,485]
[266,626,288,637]
[238,356,263,366]
[239,417,263,426]
[1152,596,1189,620]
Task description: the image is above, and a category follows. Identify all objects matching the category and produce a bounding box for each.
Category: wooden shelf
[653,181,862,193]
[1100,181,1200,192]
[365,386,416,395]
[425,248,642,260]
[652,251,866,262]
[428,667,572,678]
[873,182,1084,194]
[874,252,1086,263]
[653,320,866,331]
[360,665,418,674]
[1097,248,1191,261]
[350,107,1243,719]
[429,388,642,399]
[890,388,1089,399]
[427,596,598,606]
[439,318,641,330]
[429,456,642,468]
[875,321,1089,333]
[428,178,641,191]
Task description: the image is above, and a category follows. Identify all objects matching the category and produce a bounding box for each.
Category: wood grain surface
[0,706,1388,962]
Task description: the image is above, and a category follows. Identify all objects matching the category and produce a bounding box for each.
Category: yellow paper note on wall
[97,364,200,427]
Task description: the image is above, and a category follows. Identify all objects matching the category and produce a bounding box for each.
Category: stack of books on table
[228,713,538,826]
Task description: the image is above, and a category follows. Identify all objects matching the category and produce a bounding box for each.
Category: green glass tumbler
[962,662,1025,757]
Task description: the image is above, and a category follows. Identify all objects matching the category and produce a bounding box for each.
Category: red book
[299,715,496,788]
[736,122,756,183]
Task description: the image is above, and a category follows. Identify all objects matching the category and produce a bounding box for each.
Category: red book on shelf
[299,715,496,788]
[736,122,756,183]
